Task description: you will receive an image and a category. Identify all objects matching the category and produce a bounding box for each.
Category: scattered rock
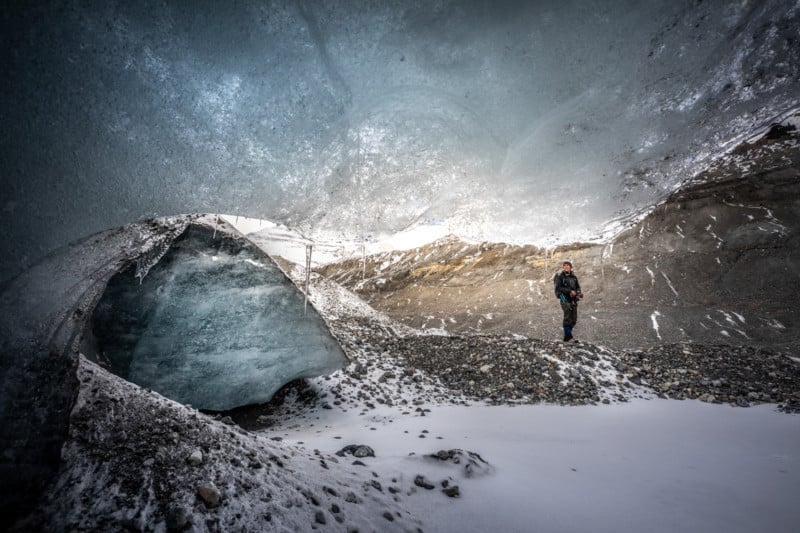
[336,444,375,458]
[165,505,188,531]
[442,485,460,498]
[414,475,434,490]
[197,484,221,508]
[736,397,750,407]
[779,399,800,414]
[187,450,203,466]
[335,323,800,409]
[428,449,492,477]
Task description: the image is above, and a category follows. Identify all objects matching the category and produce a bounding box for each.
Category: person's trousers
[561,302,577,328]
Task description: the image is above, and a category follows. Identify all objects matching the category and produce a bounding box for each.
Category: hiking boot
[565,335,575,342]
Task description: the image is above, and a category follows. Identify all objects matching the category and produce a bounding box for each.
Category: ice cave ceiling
[1,0,799,282]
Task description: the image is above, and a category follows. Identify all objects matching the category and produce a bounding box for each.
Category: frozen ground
[278,398,800,533]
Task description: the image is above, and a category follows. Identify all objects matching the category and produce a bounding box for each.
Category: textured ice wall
[91,225,346,410]
[2,0,799,281]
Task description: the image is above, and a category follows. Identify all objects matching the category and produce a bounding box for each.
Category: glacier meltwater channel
[90,225,346,411]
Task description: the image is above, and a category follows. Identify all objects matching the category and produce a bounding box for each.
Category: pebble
[165,505,188,531]
[413,475,434,490]
[196,484,221,508]
[336,444,375,458]
[187,450,203,466]
[442,485,460,498]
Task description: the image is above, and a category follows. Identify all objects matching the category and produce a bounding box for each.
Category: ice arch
[90,224,346,410]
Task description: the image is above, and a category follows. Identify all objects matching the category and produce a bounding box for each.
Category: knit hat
[562,259,573,266]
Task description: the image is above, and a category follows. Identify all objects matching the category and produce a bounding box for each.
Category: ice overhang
[1,0,799,282]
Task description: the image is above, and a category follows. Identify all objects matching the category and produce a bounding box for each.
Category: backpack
[553,272,564,300]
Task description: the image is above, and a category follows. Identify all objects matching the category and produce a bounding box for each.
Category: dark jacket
[554,271,581,304]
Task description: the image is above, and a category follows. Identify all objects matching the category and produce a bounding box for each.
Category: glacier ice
[2,0,799,282]
[91,225,346,410]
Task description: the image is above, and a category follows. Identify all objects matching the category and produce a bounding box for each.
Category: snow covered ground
[277,398,800,533]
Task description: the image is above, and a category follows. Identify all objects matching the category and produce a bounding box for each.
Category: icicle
[212,214,219,239]
[304,244,313,315]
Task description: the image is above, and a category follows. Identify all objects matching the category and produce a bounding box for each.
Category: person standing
[554,259,582,342]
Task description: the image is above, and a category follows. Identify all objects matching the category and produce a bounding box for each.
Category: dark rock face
[319,130,800,352]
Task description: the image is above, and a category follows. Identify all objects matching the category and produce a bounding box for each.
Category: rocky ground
[328,319,800,413]
[231,265,800,433]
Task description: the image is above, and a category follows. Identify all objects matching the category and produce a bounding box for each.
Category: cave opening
[89,223,346,411]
